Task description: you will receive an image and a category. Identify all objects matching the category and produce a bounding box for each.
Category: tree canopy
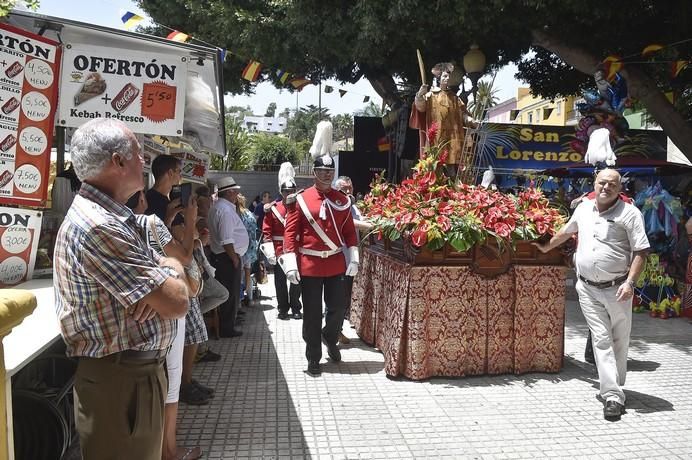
[136,0,692,159]
[0,1,39,17]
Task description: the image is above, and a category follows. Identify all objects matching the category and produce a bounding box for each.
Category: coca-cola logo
[113,85,139,112]
[5,62,23,78]
[0,134,16,152]
[2,98,19,114]
[0,170,12,187]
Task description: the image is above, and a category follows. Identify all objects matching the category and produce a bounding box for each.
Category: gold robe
[410,90,469,166]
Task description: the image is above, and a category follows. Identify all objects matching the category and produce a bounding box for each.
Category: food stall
[0,9,226,459]
[350,127,569,381]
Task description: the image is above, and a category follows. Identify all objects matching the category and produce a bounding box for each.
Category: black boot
[307,360,321,375]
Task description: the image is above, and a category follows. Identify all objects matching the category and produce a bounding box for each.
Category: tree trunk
[532,29,692,163]
[360,65,402,109]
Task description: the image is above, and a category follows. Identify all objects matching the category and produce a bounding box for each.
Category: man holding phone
[146,154,185,227]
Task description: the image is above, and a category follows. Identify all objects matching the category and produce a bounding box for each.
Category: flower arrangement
[359,123,566,252]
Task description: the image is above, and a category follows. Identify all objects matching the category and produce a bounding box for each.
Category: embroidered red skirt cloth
[350,247,567,380]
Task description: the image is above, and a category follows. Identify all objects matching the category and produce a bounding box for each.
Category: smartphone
[180,183,192,207]
[170,185,181,203]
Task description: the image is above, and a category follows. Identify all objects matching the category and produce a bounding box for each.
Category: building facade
[241,116,288,134]
[513,88,578,126]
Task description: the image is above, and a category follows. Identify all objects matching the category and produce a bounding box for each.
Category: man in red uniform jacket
[261,171,303,320]
[279,153,359,375]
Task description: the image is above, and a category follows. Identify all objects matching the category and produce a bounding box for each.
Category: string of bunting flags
[601,39,691,81]
[119,10,376,102]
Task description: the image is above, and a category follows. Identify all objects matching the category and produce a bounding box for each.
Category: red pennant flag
[166,30,189,42]
[242,60,262,82]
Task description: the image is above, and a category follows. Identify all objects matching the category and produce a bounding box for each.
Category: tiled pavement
[179,275,692,459]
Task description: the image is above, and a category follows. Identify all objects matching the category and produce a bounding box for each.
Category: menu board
[0,23,61,208]
[0,206,42,287]
[59,44,187,136]
[141,136,209,184]
[169,149,209,184]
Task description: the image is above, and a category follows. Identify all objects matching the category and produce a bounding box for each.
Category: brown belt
[104,348,168,363]
[579,274,628,289]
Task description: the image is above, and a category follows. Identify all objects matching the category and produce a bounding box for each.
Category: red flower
[420,171,436,187]
[437,202,454,215]
[439,149,449,164]
[411,228,427,247]
[493,222,512,238]
[536,221,549,234]
[420,207,435,217]
[427,122,439,144]
[436,215,451,232]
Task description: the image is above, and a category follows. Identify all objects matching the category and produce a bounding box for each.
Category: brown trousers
[74,355,167,460]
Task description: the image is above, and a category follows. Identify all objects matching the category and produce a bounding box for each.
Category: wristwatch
[626,279,635,288]
[161,266,181,280]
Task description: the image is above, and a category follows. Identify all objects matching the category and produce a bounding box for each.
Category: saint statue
[409,62,476,173]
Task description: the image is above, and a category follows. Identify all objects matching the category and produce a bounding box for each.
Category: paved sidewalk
[179,275,692,459]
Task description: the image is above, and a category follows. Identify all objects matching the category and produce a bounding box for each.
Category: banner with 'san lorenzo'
[58,44,188,136]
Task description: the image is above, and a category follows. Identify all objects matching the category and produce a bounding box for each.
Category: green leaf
[427,237,445,251]
[449,234,472,252]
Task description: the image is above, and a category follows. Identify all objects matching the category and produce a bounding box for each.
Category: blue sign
[479,123,667,171]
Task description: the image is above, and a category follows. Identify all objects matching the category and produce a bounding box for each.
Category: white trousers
[575,279,632,404]
[165,317,186,404]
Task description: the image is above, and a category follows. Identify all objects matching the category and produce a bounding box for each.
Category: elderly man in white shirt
[208,176,249,337]
[536,168,649,421]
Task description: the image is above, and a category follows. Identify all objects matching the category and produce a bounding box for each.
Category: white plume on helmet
[278,162,296,190]
[309,120,334,159]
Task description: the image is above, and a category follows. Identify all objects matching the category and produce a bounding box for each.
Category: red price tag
[141,81,177,122]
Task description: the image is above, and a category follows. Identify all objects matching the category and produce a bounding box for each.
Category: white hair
[334,176,352,190]
[70,118,135,181]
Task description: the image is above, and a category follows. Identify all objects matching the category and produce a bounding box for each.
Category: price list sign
[0,23,61,207]
[58,44,187,136]
[0,206,42,287]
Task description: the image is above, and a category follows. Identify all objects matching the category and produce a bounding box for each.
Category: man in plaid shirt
[54,118,189,459]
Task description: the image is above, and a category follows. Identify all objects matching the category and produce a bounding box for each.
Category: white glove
[344,246,359,277]
[278,252,300,285]
[260,242,277,265]
[286,269,301,285]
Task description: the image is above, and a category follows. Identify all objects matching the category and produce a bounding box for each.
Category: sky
[34,0,522,116]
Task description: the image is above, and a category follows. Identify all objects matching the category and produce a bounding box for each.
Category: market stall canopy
[541,157,692,178]
[7,9,226,157]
